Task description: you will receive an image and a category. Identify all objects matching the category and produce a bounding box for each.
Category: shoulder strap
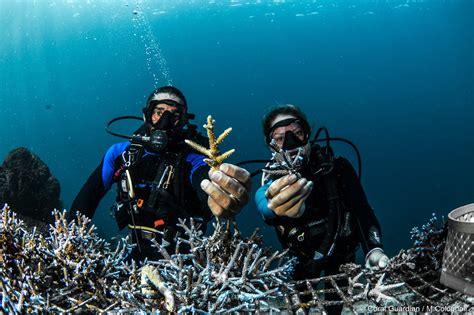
[113,142,143,182]
[121,142,144,168]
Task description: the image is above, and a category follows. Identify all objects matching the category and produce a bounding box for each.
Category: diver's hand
[266,174,313,218]
[365,248,389,270]
[200,163,251,218]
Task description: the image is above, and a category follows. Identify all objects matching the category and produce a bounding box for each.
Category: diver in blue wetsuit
[255,104,388,314]
[71,86,251,261]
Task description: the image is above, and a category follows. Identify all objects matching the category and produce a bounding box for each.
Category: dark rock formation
[0,147,62,231]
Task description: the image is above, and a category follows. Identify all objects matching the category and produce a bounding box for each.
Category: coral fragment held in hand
[185,115,235,170]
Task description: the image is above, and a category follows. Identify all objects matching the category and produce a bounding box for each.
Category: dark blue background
[1,0,473,258]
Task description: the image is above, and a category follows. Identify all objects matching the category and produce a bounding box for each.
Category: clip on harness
[145,152,177,229]
[113,143,145,252]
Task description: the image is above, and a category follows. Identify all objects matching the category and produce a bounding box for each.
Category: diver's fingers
[265,174,299,199]
[267,179,312,210]
[201,179,240,214]
[218,163,252,190]
[208,170,249,205]
[271,183,312,217]
[207,196,234,219]
[285,198,306,218]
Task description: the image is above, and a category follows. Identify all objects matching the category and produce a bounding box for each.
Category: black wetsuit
[255,145,383,313]
[70,137,212,261]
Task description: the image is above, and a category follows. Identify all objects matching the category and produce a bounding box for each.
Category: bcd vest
[267,145,359,263]
[112,141,197,231]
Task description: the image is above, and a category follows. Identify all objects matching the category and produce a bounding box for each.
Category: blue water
[0,0,473,257]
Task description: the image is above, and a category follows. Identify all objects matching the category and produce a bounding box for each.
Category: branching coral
[185,115,235,171]
[1,207,473,313]
[262,139,305,178]
[143,218,295,313]
[0,205,134,313]
[0,205,295,313]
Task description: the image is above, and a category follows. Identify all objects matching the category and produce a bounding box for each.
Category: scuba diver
[70,86,251,261]
[254,104,388,314]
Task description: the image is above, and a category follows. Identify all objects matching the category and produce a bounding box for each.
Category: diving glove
[365,247,389,269]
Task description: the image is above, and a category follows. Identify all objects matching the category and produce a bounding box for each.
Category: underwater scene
[0,0,473,313]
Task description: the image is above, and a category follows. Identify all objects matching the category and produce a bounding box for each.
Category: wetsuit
[255,146,383,313]
[71,137,212,261]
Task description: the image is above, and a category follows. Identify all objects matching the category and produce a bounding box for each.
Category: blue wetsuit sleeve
[102,142,130,190]
[255,181,277,221]
[186,152,208,182]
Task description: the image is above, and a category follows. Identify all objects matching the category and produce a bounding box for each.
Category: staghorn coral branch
[185,115,235,171]
[216,149,235,164]
[204,115,217,155]
[215,127,232,146]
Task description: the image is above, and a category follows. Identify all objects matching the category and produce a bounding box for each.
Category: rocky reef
[0,148,61,233]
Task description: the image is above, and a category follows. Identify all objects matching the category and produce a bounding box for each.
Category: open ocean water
[0,0,473,259]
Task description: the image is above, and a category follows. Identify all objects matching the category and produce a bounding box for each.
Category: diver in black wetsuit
[70,86,251,261]
[255,104,388,314]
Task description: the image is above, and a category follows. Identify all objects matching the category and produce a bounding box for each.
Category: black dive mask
[268,118,310,147]
[282,130,308,151]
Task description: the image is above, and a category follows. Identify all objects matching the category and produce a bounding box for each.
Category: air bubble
[132,3,172,86]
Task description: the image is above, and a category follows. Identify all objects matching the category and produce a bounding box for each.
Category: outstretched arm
[70,161,107,219]
[69,142,129,220]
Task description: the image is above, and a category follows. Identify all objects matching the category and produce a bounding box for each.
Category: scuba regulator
[105,110,197,153]
[105,116,169,152]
